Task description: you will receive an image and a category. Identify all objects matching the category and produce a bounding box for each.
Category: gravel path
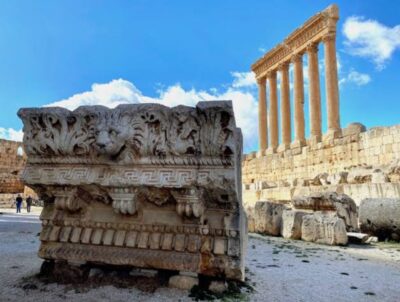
[0,212,399,301]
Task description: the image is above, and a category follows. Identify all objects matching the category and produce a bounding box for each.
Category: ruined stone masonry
[253,4,340,153]
[0,139,25,194]
[243,4,400,209]
[18,101,247,281]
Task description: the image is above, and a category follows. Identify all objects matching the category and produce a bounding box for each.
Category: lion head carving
[92,109,143,159]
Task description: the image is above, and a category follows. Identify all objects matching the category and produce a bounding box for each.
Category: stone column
[291,54,305,148]
[323,33,341,138]
[307,42,322,143]
[257,77,268,151]
[268,71,278,152]
[278,62,291,150]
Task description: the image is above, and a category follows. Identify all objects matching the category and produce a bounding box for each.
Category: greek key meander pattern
[23,165,233,187]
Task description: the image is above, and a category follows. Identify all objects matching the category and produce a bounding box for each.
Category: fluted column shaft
[258,77,268,150]
[324,33,341,134]
[292,54,305,145]
[307,43,322,141]
[268,71,278,151]
[279,62,291,148]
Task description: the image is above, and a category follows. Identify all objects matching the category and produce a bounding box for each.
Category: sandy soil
[0,212,399,302]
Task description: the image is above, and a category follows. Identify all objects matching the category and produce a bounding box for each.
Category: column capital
[266,70,277,79]
[291,53,303,64]
[278,61,290,72]
[306,42,319,54]
[322,32,336,43]
[256,77,266,85]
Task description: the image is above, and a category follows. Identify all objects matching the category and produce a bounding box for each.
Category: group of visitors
[15,194,33,213]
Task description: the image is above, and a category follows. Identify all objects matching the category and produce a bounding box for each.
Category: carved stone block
[18,101,247,281]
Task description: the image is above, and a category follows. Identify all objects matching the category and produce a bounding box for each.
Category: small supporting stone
[168,272,199,290]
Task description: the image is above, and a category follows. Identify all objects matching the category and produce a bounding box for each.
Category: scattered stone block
[254,201,286,236]
[301,212,348,245]
[359,198,400,241]
[292,192,358,231]
[281,209,307,239]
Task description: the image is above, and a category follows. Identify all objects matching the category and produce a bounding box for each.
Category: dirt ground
[0,211,399,302]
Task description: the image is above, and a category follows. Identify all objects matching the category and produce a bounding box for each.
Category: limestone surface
[18,101,247,281]
[301,212,348,245]
[292,192,358,231]
[359,198,400,241]
[281,209,307,240]
[253,201,286,236]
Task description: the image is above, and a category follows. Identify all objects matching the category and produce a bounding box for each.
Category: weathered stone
[359,198,400,241]
[327,172,348,186]
[18,101,247,281]
[371,169,389,184]
[209,280,228,293]
[342,122,366,137]
[347,167,373,184]
[254,201,286,236]
[301,212,348,245]
[245,206,256,233]
[292,192,358,231]
[388,165,400,183]
[168,274,199,290]
[281,209,307,239]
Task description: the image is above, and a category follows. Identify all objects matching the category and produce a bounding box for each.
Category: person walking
[26,195,32,213]
[15,194,23,213]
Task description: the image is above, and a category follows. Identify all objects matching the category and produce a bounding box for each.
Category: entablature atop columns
[251,4,338,79]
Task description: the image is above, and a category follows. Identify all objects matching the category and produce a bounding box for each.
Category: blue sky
[0,0,399,153]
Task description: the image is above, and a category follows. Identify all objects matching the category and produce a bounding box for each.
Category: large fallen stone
[254,201,286,236]
[246,206,256,233]
[301,212,348,245]
[292,192,358,231]
[281,209,307,239]
[18,101,247,281]
[359,198,400,241]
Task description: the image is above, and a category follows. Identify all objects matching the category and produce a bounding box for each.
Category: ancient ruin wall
[242,124,400,206]
[0,138,25,194]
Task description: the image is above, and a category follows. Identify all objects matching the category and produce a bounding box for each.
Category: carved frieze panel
[18,101,247,281]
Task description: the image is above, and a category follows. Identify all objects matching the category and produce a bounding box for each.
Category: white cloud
[47,79,146,110]
[0,128,23,142]
[45,77,259,151]
[231,72,257,88]
[340,70,371,86]
[343,16,400,69]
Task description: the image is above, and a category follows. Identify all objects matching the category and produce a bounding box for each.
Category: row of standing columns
[257,34,341,152]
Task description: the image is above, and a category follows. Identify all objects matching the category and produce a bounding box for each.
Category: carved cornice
[252,4,339,79]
